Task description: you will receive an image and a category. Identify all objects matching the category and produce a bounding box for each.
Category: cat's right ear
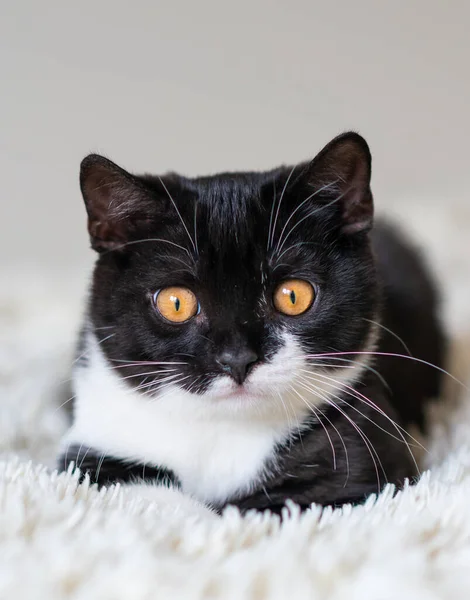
[301,132,373,235]
[80,154,157,252]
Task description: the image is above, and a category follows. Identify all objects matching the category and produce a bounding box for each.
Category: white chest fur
[62,333,306,504]
[62,330,371,504]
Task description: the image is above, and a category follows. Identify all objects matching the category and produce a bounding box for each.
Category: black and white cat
[59,132,444,517]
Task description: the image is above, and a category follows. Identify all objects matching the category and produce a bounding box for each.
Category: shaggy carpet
[1,195,469,599]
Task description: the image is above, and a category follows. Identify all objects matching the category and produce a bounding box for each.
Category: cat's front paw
[121,482,219,521]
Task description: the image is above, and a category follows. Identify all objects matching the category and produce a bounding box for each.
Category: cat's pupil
[290,290,296,305]
[172,296,181,312]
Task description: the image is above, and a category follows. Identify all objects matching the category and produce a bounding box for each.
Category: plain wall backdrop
[1,1,469,277]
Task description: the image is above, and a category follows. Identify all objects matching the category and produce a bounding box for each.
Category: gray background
[1,1,469,277]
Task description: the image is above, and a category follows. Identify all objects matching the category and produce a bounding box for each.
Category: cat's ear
[306,132,373,234]
[80,154,157,252]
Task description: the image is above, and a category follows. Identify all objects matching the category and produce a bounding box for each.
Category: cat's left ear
[80,154,158,252]
[305,132,373,235]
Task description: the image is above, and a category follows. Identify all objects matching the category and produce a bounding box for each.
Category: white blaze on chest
[62,330,372,504]
[63,333,296,503]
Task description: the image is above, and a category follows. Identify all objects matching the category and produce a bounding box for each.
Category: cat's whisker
[314,402,351,486]
[178,373,200,395]
[104,237,193,259]
[157,175,196,255]
[274,241,323,264]
[270,263,292,272]
[108,363,185,375]
[54,394,76,414]
[197,333,215,345]
[63,442,71,473]
[306,351,469,392]
[189,374,208,395]
[74,442,84,474]
[306,354,386,374]
[302,368,426,451]
[288,384,337,471]
[296,378,384,492]
[94,452,107,483]
[134,372,182,387]
[267,178,278,252]
[119,369,179,382]
[275,390,295,448]
[193,201,199,257]
[274,180,339,256]
[302,362,354,369]
[275,189,348,257]
[109,359,188,367]
[362,318,413,357]
[150,376,191,400]
[78,446,91,471]
[269,164,297,250]
[162,265,195,277]
[153,374,189,389]
[170,255,195,270]
[135,373,184,392]
[305,355,390,392]
[72,332,116,366]
[280,388,306,449]
[298,371,421,475]
[289,384,351,485]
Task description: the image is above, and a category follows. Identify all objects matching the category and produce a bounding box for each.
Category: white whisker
[276,189,347,257]
[305,355,390,391]
[269,165,297,250]
[157,175,196,254]
[72,332,116,366]
[306,351,469,392]
[299,371,422,475]
[104,237,193,258]
[296,378,384,491]
[193,201,199,257]
[274,180,339,256]
[288,384,337,471]
[362,318,413,357]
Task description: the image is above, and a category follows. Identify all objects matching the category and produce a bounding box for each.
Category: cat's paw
[121,482,218,521]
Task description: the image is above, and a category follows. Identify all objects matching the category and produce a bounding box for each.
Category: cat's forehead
[190,169,280,201]
[190,171,271,217]
[184,170,282,250]
[143,168,328,288]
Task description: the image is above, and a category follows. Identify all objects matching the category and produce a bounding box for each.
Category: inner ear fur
[80,154,157,252]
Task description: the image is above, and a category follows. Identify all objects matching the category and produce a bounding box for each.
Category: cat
[58,132,444,517]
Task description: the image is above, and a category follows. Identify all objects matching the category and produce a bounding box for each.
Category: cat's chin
[203,378,268,404]
[192,375,289,416]
[217,385,251,400]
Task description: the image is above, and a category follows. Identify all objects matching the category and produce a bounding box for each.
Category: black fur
[63,445,180,488]
[58,132,445,512]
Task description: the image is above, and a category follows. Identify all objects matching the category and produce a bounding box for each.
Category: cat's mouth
[204,375,268,403]
[222,384,255,399]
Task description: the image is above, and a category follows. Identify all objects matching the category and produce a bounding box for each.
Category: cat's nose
[217,349,259,385]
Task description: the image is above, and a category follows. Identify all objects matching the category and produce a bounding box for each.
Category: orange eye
[154,287,199,323]
[273,279,315,316]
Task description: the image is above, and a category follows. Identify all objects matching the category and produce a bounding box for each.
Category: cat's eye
[273,279,315,316]
[153,287,199,323]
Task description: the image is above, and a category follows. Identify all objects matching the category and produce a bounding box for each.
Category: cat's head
[79,132,379,418]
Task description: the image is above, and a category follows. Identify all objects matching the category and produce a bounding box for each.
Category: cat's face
[81,133,378,416]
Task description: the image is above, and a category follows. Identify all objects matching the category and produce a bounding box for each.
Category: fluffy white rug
[1,195,470,599]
